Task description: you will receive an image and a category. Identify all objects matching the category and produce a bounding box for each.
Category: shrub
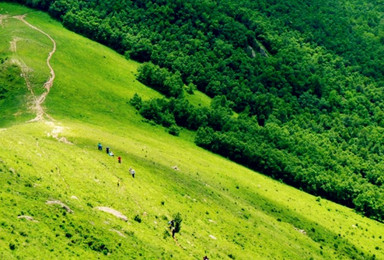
[173,213,182,234]
[134,215,142,223]
[129,93,142,110]
[168,125,180,136]
[9,243,15,250]
[137,63,183,97]
[186,83,196,94]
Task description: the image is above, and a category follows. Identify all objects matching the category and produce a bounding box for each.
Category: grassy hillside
[15,0,384,221]
[0,3,384,259]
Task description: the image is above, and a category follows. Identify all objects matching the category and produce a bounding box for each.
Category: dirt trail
[0,14,8,27]
[12,15,56,122]
[6,14,72,143]
[170,231,186,249]
[9,37,22,52]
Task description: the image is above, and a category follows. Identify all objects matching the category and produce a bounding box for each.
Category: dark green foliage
[13,0,384,221]
[138,98,176,128]
[168,125,180,136]
[9,0,53,10]
[131,94,231,133]
[186,83,195,95]
[126,38,152,62]
[86,236,111,255]
[137,63,183,98]
[48,0,74,19]
[195,127,215,149]
[173,213,182,234]
[134,215,142,223]
[9,243,16,250]
[353,188,384,221]
[129,93,142,110]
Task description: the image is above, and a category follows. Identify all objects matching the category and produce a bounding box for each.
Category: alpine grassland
[1,2,384,259]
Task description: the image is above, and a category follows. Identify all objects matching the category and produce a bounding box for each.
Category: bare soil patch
[17,215,38,222]
[294,227,307,235]
[46,200,73,213]
[110,229,126,237]
[10,37,22,52]
[45,121,72,144]
[95,207,128,222]
[209,234,217,240]
[0,14,8,27]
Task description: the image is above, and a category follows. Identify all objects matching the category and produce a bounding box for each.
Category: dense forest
[9,0,384,221]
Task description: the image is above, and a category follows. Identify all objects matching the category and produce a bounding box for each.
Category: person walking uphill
[118,156,121,163]
[168,219,176,238]
[106,147,110,154]
[98,143,102,151]
[129,167,135,178]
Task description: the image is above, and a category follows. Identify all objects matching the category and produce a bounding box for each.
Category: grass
[0,2,383,259]
[185,89,212,108]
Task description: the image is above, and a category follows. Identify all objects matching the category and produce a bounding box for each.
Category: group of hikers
[98,143,135,178]
[98,143,209,259]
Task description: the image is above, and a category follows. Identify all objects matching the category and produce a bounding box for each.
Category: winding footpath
[7,14,72,144]
[12,15,56,122]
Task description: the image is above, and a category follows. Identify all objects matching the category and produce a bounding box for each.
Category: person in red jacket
[118,156,121,163]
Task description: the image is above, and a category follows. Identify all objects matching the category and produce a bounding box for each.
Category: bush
[173,213,182,234]
[9,243,15,250]
[85,236,111,255]
[186,83,196,94]
[168,125,180,136]
[137,63,183,97]
[134,214,142,223]
[129,93,142,110]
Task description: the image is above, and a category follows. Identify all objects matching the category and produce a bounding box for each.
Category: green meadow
[0,2,383,259]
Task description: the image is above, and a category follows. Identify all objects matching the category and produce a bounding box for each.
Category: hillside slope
[0,3,384,259]
[11,0,384,221]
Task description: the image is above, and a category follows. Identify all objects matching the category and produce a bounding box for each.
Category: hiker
[203,256,209,260]
[168,220,175,229]
[129,167,135,178]
[98,143,102,151]
[118,156,121,163]
[168,220,176,237]
[106,147,110,154]
[109,151,114,156]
